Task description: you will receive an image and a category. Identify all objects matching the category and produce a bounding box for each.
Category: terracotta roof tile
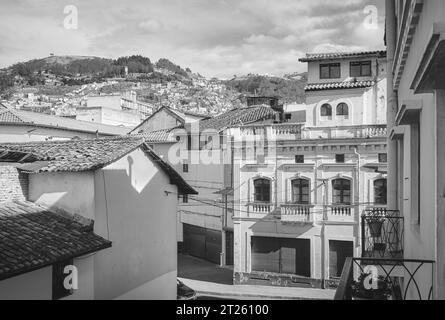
[0,136,197,194]
[299,50,386,62]
[305,80,375,92]
[199,105,278,132]
[0,136,144,173]
[0,108,130,136]
[0,201,111,280]
[133,128,178,143]
[0,110,24,123]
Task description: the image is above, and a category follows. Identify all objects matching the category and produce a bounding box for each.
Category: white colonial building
[231,51,388,288]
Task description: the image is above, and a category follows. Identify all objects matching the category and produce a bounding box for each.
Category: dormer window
[320,63,341,79]
[350,61,372,77]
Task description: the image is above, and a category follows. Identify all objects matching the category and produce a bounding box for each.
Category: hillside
[0,55,307,116]
[224,73,307,104]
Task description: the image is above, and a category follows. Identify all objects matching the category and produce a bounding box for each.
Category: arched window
[374,179,387,205]
[332,179,351,205]
[254,179,271,203]
[321,104,332,117]
[336,103,349,116]
[291,179,310,204]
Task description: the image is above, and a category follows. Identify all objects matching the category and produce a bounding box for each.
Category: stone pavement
[179,278,335,300]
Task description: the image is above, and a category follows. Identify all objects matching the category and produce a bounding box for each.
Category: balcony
[362,209,404,259]
[247,203,274,215]
[239,124,387,141]
[325,205,354,223]
[334,257,435,300]
[280,204,314,223]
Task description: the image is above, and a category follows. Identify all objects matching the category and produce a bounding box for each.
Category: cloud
[138,19,163,33]
[0,0,385,77]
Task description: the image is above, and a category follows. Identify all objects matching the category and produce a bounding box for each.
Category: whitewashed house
[0,136,196,300]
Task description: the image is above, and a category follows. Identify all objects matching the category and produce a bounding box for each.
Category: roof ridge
[0,134,140,146]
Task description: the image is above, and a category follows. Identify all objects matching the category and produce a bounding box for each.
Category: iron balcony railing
[362,209,404,259]
[334,257,435,300]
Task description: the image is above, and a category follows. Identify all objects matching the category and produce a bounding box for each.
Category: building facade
[385,0,445,300]
[0,103,130,142]
[232,51,388,288]
[0,137,196,300]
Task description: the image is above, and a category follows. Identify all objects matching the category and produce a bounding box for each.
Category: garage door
[205,229,222,264]
[251,237,280,273]
[183,224,221,264]
[329,240,353,278]
[183,224,206,259]
[251,237,310,277]
[281,238,311,277]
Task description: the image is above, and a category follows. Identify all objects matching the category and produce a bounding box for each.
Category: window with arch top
[321,104,332,117]
[254,178,271,203]
[336,103,349,116]
[332,179,351,205]
[291,178,310,204]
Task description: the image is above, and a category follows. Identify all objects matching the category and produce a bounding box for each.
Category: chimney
[0,165,29,203]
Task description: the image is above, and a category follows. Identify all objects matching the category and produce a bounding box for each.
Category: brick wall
[0,165,28,202]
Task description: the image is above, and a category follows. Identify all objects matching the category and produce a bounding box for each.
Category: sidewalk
[179,277,336,300]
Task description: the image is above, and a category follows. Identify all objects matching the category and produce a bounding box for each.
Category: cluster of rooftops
[0,136,197,280]
[0,50,387,280]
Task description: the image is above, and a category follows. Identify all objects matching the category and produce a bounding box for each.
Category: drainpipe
[386,0,399,211]
[354,147,362,255]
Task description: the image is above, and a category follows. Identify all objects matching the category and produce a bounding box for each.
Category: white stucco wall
[0,267,52,300]
[0,255,94,300]
[28,171,96,220]
[391,0,445,299]
[233,139,386,281]
[93,148,178,300]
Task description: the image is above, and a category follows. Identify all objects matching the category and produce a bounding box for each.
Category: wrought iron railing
[334,257,435,300]
[362,209,404,259]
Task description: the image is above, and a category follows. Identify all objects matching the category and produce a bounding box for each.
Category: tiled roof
[0,201,111,281]
[0,136,197,194]
[130,106,185,134]
[134,128,178,143]
[0,136,145,173]
[0,108,130,136]
[305,80,375,92]
[199,105,278,132]
[299,50,387,62]
[140,144,197,195]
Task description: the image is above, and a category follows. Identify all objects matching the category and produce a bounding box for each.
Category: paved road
[178,254,335,300]
[178,254,233,285]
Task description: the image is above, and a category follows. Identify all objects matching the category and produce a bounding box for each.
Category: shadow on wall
[28,155,178,300]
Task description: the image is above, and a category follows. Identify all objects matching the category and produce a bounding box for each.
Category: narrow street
[178,254,335,300]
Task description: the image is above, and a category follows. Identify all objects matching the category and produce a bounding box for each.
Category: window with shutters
[374,179,387,205]
[332,179,351,205]
[291,179,310,204]
[254,179,271,203]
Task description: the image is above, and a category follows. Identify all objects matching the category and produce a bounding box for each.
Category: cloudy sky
[0,0,385,78]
